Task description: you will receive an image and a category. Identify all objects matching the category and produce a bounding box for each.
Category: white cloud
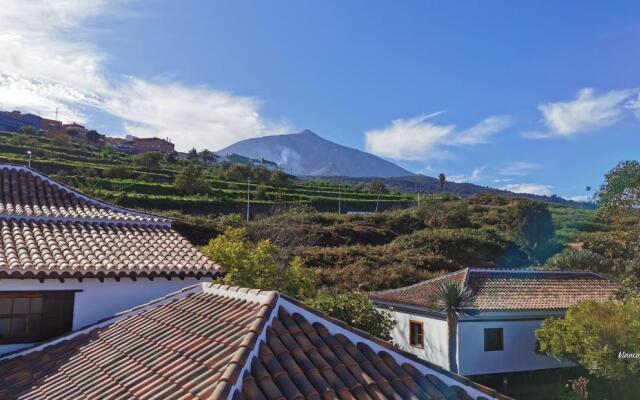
[449,167,487,183]
[565,195,590,202]
[529,88,638,138]
[502,183,553,196]
[498,161,539,176]
[365,113,511,161]
[626,93,640,120]
[0,0,284,151]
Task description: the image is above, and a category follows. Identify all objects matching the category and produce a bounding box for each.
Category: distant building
[223,153,282,170]
[0,110,42,132]
[40,117,63,131]
[371,268,620,376]
[132,137,175,154]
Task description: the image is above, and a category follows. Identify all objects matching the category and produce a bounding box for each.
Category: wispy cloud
[449,167,488,183]
[526,88,638,138]
[498,161,539,176]
[0,0,286,151]
[365,113,511,161]
[502,183,553,196]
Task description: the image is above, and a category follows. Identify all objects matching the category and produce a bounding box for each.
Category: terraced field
[0,131,415,216]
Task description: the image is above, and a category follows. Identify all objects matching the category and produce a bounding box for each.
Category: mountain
[217,130,413,177]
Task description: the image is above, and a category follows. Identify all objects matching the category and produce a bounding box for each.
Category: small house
[370,268,619,376]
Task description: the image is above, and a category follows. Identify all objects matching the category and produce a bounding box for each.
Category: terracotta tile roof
[0,165,168,224]
[370,268,620,312]
[0,164,221,278]
[0,284,510,400]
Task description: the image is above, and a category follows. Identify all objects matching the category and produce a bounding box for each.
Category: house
[370,268,620,376]
[133,137,175,154]
[0,283,510,400]
[0,164,221,355]
[40,117,62,131]
[0,111,42,133]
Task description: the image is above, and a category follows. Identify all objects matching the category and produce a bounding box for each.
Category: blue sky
[0,1,639,199]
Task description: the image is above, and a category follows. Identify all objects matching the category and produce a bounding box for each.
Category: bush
[416,198,471,228]
[201,228,317,298]
[175,164,209,195]
[306,290,396,340]
[136,152,163,169]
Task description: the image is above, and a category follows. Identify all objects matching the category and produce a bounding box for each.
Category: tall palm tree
[435,281,476,374]
[438,173,446,191]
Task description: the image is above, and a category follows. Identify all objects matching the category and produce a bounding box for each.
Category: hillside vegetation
[0,131,413,216]
[241,194,599,291]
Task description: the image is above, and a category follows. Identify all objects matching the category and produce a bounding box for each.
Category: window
[484,328,504,351]
[409,320,424,348]
[0,292,75,344]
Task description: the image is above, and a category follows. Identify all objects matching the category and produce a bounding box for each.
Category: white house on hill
[0,164,221,354]
[370,268,619,376]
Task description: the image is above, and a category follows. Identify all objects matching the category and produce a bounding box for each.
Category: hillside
[218,129,413,177]
[321,175,584,206]
[0,130,413,217]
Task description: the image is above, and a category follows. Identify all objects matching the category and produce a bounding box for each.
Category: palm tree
[438,173,446,191]
[435,281,476,374]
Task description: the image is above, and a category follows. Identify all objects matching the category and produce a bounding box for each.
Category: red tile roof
[370,268,620,312]
[0,164,221,278]
[0,284,510,400]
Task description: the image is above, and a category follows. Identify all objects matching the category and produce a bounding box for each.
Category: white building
[371,268,619,376]
[0,164,221,355]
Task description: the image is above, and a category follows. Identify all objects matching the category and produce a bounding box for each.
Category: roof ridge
[211,289,281,399]
[468,268,608,278]
[0,163,170,226]
[371,268,469,296]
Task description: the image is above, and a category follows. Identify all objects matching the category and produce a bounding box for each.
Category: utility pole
[338,185,341,214]
[27,150,32,168]
[55,106,58,121]
[246,177,251,222]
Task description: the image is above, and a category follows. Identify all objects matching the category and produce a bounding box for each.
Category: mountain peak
[298,129,318,137]
[217,131,413,178]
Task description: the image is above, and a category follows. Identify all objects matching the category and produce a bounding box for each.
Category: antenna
[55,106,59,121]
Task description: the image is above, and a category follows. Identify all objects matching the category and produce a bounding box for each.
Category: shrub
[306,290,396,340]
[175,164,209,195]
[201,228,317,298]
[136,152,163,169]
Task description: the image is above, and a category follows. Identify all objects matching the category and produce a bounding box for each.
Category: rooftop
[0,283,510,400]
[370,268,620,312]
[0,164,220,278]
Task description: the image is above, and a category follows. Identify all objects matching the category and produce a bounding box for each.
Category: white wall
[457,318,575,376]
[0,277,203,354]
[383,308,450,370]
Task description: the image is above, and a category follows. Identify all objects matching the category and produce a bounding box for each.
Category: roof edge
[0,282,208,360]
[0,163,171,227]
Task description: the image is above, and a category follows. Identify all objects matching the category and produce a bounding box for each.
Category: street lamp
[27,150,32,168]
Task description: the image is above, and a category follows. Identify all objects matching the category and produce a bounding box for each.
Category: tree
[434,281,476,373]
[175,164,209,195]
[136,151,163,169]
[508,200,556,262]
[201,228,317,298]
[306,290,395,340]
[439,173,446,191]
[270,170,290,187]
[187,147,199,161]
[536,299,640,399]
[596,161,640,210]
[165,151,177,164]
[368,180,388,194]
[19,126,37,136]
[86,130,101,145]
[200,149,214,164]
